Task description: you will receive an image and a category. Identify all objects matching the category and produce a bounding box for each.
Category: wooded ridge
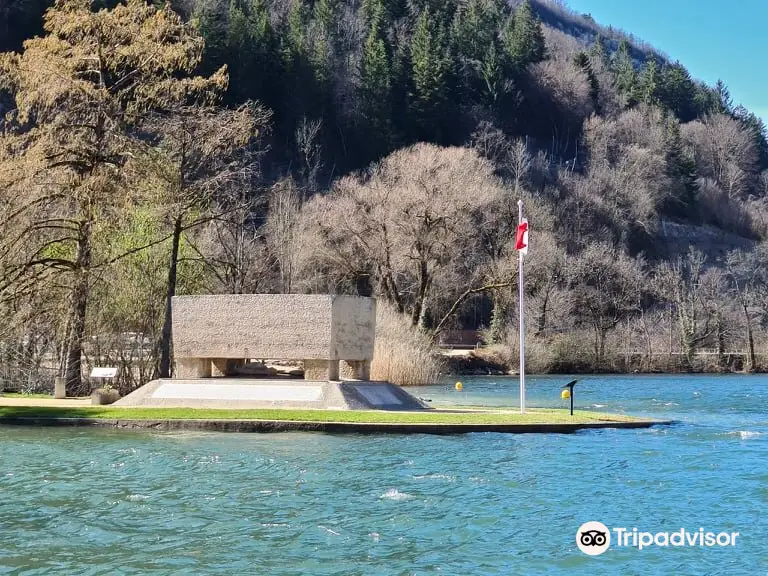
[2,0,768,393]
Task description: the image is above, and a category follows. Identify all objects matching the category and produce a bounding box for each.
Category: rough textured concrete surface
[114,378,428,411]
[172,295,376,379]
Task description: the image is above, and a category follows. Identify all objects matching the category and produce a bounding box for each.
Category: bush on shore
[371,303,444,386]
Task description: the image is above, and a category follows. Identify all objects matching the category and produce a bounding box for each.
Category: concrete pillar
[54,376,66,399]
[175,358,212,379]
[347,360,371,381]
[304,360,340,381]
[211,359,244,377]
[327,359,340,381]
[303,360,325,380]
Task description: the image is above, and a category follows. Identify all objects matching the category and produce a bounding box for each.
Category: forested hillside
[2,0,768,393]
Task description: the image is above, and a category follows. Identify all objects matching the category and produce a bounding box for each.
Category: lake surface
[0,374,766,574]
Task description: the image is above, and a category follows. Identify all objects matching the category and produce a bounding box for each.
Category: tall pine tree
[612,40,638,108]
[359,0,392,149]
[410,8,450,139]
[502,0,545,71]
[637,58,660,106]
[574,51,599,111]
[658,62,697,122]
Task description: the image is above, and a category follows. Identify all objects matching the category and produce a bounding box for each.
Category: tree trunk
[716,314,726,370]
[681,327,695,371]
[411,260,430,327]
[159,216,182,378]
[64,223,92,395]
[598,328,608,371]
[431,280,514,342]
[592,326,601,370]
[743,302,756,372]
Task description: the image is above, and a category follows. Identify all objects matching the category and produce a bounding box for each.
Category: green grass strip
[0,406,644,425]
[2,393,58,399]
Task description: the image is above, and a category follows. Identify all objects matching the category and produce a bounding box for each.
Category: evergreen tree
[692,81,720,117]
[312,0,337,86]
[573,51,599,110]
[224,0,276,102]
[410,8,450,138]
[309,26,332,88]
[450,0,501,63]
[734,105,768,169]
[637,58,660,106]
[360,0,392,148]
[658,62,697,122]
[480,41,504,108]
[714,79,733,114]
[662,117,697,216]
[612,40,638,108]
[502,0,545,71]
[193,0,229,73]
[284,0,306,62]
[390,30,413,135]
[315,0,337,34]
[589,34,609,65]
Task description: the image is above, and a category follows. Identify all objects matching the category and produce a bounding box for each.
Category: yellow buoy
[561,389,571,399]
[455,381,463,391]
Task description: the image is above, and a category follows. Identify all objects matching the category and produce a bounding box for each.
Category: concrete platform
[114,378,429,411]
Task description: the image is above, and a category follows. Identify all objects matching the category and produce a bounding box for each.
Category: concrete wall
[172,295,376,379]
[330,296,376,361]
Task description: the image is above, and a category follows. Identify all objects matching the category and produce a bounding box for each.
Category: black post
[563,380,579,417]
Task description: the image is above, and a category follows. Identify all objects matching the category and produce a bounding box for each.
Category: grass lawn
[0,405,646,425]
[2,392,56,399]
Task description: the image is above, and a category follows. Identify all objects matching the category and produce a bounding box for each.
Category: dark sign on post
[561,379,579,416]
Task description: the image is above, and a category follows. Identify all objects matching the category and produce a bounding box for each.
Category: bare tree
[140,104,270,378]
[682,114,759,199]
[299,143,505,327]
[265,178,303,293]
[507,137,532,193]
[471,121,511,165]
[568,243,645,368]
[295,116,323,193]
[654,248,720,370]
[194,203,272,295]
[726,247,768,371]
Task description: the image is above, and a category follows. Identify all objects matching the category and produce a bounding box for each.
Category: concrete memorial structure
[172,294,376,381]
[116,294,427,411]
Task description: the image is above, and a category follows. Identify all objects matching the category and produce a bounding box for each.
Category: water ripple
[0,375,765,574]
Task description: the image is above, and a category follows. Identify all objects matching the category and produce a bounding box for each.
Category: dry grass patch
[371,303,445,386]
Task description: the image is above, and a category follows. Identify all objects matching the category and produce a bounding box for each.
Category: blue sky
[565,0,768,123]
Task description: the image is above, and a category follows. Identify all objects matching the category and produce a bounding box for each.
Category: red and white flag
[515,219,529,255]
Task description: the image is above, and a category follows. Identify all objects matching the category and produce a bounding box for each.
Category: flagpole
[518,199,525,414]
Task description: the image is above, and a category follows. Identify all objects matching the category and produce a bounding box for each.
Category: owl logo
[576,521,611,556]
[580,529,608,547]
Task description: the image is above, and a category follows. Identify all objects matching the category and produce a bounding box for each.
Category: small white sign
[90,367,118,378]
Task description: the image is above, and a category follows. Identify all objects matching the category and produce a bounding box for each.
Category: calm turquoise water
[1,374,766,575]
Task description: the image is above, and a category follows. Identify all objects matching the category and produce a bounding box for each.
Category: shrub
[371,303,444,386]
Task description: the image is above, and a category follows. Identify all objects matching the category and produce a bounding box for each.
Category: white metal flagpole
[518,199,526,414]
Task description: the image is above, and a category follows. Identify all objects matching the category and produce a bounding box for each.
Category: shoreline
[441,351,765,377]
[0,402,673,435]
[0,415,672,435]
